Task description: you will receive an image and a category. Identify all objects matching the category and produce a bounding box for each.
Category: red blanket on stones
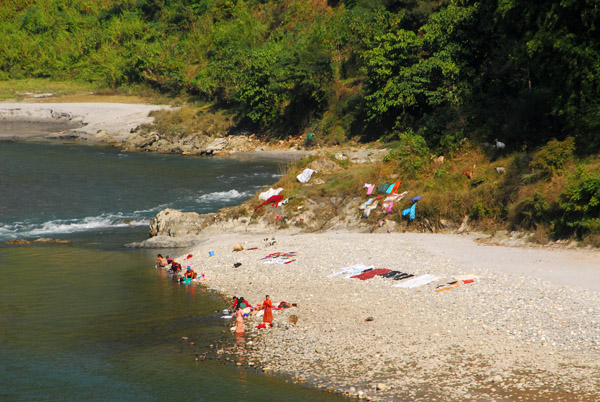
[351,268,391,280]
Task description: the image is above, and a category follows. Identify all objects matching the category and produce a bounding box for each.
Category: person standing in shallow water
[235,307,245,335]
[156,254,168,267]
[262,295,273,326]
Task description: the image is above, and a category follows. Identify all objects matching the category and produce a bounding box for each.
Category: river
[0,141,344,401]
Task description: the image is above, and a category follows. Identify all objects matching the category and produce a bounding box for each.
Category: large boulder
[149,208,211,237]
[121,132,160,151]
[306,158,340,173]
[206,137,228,152]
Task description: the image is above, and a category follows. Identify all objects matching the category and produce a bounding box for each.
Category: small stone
[376,383,387,391]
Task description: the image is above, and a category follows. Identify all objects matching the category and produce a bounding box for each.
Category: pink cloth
[367,185,375,195]
[235,308,245,334]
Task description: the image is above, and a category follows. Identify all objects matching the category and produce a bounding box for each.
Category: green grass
[0,78,97,99]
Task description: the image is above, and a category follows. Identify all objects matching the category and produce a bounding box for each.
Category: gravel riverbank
[176,231,600,401]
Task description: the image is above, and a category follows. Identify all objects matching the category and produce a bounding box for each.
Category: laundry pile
[330,264,480,291]
[261,252,297,264]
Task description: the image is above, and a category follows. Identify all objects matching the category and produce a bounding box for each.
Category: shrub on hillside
[529,137,575,180]
[553,168,600,239]
[384,130,430,174]
[511,191,552,230]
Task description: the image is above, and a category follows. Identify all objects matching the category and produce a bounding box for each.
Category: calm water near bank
[0,142,344,401]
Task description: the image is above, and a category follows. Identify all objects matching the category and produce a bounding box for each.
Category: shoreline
[0,101,385,161]
[0,102,171,141]
[174,230,600,401]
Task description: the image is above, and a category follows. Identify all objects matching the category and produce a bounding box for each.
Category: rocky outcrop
[149,208,214,237]
[121,132,270,155]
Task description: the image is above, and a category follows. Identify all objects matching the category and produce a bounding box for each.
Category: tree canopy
[2,0,599,151]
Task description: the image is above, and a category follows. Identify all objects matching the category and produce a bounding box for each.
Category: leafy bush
[529,137,575,179]
[553,168,600,239]
[470,201,488,220]
[511,191,551,229]
[383,130,430,173]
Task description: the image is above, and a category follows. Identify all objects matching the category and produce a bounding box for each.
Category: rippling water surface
[0,142,343,401]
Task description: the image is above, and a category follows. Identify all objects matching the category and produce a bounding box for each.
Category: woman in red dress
[262,295,273,325]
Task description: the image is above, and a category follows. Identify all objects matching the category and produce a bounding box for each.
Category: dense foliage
[2,0,600,151]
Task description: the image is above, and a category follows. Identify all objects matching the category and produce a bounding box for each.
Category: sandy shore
[0,102,170,139]
[174,230,600,401]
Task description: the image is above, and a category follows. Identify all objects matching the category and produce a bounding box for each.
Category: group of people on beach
[157,254,272,336]
[156,254,197,279]
[231,295,273,335]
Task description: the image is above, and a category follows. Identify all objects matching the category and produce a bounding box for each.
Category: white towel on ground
[297,168,316,183]
[393,274,440,288]
[328,264,375,278]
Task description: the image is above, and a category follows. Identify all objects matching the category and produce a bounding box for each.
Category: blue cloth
[410,196,421,202]
[402,203,417,220]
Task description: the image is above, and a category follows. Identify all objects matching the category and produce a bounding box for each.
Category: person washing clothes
[184,266,197,279]
[169,259,182,273]
[156,254,168,267]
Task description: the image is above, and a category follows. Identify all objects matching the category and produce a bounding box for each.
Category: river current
[0,141,343,401]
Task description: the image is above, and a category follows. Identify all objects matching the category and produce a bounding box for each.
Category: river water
[0,141,344,401]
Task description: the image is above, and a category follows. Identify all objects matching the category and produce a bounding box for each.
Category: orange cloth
[262,298,273,324]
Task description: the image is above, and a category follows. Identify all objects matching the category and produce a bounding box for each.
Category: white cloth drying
[259,187,283,200]
[297,168,316,183]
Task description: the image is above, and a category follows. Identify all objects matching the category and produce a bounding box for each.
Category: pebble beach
[177,231,600,401]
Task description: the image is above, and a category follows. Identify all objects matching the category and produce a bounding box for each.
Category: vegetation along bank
[1,0,599,245]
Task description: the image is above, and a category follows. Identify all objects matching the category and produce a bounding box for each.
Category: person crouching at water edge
[262,295,273,326]
[156,254,168,267]
[169,258,182,273]
[184,266,197,279]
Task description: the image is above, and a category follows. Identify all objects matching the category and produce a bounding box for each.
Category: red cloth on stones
[255,195,284,211]
[351,268,391,280]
